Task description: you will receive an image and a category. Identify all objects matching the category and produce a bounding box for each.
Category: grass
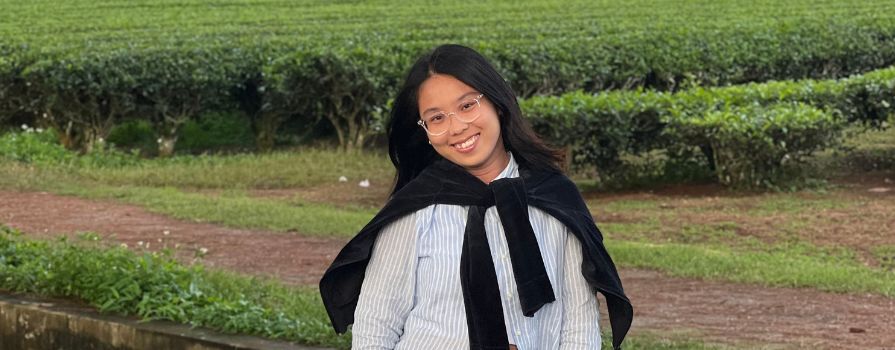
[0,226,352,349]
[0,160,377,236]
[74,148,394,190]
[58,185,377,237]
[872,245,895,271]
[749,196,850,215]
[605,333,735,350]
[607,239,895,297]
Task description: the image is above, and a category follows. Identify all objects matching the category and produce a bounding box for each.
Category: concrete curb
[0,292,336,350]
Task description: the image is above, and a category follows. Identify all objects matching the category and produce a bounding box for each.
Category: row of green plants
[3,2,895,153]
[523,67,895,188]
[3,64,893,189]
[0,64,895,187]
[3,0,895,96]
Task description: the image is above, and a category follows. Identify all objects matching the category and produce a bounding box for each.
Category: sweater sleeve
[352,212,419,349]
[559,227,602,349]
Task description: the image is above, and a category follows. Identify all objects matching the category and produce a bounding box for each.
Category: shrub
[671,103,845,189]
[106,119,157,154]
[523,90,668,178]
[0,127,140,168]
[267,46,412,150]
[0,226,350,348]
[0,126,72,165]
[176,111,255,154]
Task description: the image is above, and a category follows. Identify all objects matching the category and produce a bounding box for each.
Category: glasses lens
[455,98,481,123]
[423,113,448,135]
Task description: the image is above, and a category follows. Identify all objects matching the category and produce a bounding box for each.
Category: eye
[428,113,445,123]
[460,101,477,112]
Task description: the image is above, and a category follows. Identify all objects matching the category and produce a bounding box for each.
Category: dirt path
[1,190,893,349]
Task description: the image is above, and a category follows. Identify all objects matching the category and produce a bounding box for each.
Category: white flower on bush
[358,179,370,188]
[20,124,27,130]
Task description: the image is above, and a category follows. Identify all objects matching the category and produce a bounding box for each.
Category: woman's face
[417,74,508,174]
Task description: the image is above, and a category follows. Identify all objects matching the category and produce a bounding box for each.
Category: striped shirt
[352,152,601,350]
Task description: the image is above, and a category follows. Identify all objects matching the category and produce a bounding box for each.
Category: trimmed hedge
[3,2,895,153]
[522,67,895,188]
[672,103,844,188]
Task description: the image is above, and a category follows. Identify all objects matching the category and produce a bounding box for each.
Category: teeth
[455,134,478,149]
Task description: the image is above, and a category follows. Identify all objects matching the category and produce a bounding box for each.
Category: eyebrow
[421,91,480,115]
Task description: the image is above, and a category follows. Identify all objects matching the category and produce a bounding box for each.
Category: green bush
[267,46,412,150]
[522,67,895,188]
[0,128,140,168]
[106,119,157,154]
[4,0,895,153]
[672,103,845,189]
[0,126,72,164]
[21,50,140,152]
[0,226,350,348]
[130,47,246,157]
[523,90,667,178]
[176,111,255,154]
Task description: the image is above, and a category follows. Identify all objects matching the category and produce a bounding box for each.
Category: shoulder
[525,170,587,210]
[528,205,572,234]
[377,204,444,238]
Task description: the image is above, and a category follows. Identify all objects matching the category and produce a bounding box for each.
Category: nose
[448,114,469,135]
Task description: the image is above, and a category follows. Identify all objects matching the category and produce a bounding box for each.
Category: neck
[466,150,510,184]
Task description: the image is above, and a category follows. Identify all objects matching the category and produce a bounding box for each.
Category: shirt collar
[491,151,518,182]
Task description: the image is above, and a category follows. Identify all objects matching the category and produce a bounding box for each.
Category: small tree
[270,47,407,150]
[133,48,235,157]
[21,52,137,153]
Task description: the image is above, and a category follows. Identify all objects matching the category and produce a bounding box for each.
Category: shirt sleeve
[352,213,419,349]
[559,227,602,349]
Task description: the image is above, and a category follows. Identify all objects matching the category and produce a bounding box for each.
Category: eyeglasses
[417,94,484,136]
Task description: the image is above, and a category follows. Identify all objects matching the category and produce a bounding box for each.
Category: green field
[2,0,895,348]
[3,0,894,48]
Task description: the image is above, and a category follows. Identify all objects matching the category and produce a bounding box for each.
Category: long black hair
[387,44,564,195]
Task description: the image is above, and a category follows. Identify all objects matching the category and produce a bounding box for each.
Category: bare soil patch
[2,189,894,349]
[0,191,344,285]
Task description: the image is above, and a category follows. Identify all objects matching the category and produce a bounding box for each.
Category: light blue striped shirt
[352,152,601,350]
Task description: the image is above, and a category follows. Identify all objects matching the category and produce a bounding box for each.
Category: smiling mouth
[452,133,479,151]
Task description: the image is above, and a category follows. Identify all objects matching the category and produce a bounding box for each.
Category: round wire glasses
[417,94,485,136]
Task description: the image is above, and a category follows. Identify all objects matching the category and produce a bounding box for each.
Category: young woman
[320,44,632,350]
